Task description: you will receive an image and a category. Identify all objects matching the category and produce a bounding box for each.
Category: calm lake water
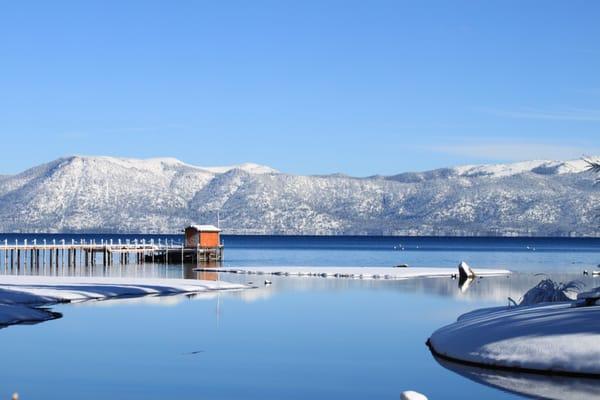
[1,235,599,399]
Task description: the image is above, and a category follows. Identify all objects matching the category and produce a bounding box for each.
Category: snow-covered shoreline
[0,276,247,327]
[195,265,511,280]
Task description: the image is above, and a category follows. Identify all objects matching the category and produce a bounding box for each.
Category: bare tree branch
[584,158,600,183]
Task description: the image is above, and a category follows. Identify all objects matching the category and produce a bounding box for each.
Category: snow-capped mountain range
[0,156,597,236]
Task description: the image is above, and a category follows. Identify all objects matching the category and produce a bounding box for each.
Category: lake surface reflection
[435,356,600,400]
[0,235,598,399]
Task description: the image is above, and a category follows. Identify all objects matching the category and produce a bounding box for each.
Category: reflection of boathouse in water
[183,262,220,281]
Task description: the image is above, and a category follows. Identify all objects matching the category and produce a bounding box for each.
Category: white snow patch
[401,391,428,400]
[199,162,279,174]
[452,159,590,178]
[70,156,278,175]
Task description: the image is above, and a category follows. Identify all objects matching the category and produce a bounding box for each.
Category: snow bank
[0,276,246,327]
[196,265,510,280]
[400,391,428,400]
[428,302,600,375]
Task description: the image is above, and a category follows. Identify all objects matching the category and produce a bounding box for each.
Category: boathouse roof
[186,224,221,232]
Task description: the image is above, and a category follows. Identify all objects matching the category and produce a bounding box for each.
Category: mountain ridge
[0,155,597,236]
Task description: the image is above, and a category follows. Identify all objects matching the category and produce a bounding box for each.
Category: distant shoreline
[0,232,599,240]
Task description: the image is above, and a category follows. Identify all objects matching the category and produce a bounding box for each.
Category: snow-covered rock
[458,261,475,280]
[0,155,597,235]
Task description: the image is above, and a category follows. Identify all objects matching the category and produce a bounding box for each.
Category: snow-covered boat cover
[429,302,600,376]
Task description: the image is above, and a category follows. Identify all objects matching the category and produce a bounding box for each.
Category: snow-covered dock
[195,264,510,280]
[0,276,247,327]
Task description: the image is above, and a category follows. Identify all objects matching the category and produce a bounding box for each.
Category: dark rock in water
[458,261,475,280]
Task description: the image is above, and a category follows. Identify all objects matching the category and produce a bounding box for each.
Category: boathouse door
[185,227,200,248]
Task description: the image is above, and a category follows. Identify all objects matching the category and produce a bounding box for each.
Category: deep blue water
[0,235,599,399]
[4,233,600,252]
[2,234,599,273]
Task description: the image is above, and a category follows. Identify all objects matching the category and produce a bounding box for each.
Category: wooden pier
[0,239,223,271]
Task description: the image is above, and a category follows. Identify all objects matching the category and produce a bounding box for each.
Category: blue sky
[0,0,599,176]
